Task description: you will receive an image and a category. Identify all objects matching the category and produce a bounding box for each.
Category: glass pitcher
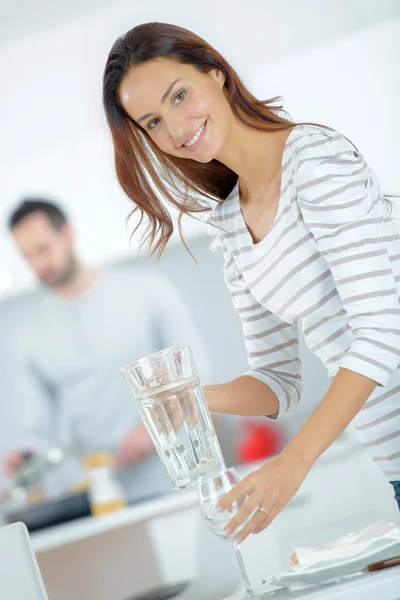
[120,345,226,489]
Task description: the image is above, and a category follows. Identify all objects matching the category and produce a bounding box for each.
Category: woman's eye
[173,90,187,104]
[148,117,160,130]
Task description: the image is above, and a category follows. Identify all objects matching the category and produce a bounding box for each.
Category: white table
[224,566,400,599]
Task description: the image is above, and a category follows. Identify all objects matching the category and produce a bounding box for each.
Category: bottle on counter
[82,452,126,516]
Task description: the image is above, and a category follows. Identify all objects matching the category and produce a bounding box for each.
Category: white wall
[0,0,399,296]
[249,17,400,203]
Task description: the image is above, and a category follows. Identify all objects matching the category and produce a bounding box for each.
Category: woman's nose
[164,116,190,146]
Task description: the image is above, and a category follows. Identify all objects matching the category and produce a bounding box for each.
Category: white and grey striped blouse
[207,124,400,480]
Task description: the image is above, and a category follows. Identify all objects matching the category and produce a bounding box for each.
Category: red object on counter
[237,421,283,463]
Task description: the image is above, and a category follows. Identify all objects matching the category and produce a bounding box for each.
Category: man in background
[3,198,209,501]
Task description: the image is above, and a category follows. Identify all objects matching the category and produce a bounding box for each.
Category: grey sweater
[11,266,210,501]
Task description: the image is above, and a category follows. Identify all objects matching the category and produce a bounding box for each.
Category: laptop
[0,522,49,599]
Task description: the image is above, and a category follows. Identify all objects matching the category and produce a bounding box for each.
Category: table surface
[225,566,400,599]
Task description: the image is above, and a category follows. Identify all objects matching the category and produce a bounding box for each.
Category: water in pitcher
[138,376,226,489]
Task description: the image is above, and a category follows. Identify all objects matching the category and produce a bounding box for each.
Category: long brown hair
[103,22,300,256]
[103,22,394,256]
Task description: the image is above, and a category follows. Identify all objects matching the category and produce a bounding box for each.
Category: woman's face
[119,57,232,163]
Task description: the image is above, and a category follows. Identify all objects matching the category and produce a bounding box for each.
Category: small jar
[82,452,126,516]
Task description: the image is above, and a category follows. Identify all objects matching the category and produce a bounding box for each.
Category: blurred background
[0,2,400,596]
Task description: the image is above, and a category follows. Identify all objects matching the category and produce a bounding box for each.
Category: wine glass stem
[232,542,253,594]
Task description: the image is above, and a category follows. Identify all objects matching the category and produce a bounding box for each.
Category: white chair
[0,522,49,599]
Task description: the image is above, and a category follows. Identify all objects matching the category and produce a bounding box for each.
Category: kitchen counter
[30,486,198,554]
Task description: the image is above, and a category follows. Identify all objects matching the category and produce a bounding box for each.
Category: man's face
[12,211,77,288]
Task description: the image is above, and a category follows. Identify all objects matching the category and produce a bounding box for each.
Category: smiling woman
[103,21,400,540]
[102,21,294,255]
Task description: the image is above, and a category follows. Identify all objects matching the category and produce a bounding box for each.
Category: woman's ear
[210,68,226,89]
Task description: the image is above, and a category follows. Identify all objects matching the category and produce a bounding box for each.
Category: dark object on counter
[5,492,91,532]
[126,581,188,600]
[4,490,169,533]
[367,555,400,571]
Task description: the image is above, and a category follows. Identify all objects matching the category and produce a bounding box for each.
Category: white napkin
[287,521,400,568]
[262,521,400,592]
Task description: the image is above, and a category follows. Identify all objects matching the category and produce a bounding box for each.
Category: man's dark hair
[8,198,68,231]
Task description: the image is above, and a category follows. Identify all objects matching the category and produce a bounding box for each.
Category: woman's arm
[216,367,377,543]
[282,367,376,467]
[204,376,279,416]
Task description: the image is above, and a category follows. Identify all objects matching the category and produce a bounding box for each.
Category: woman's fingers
[233,505,270,542]
[222,493,260,535]
[216,474,255,513]
[252,502,282,535]
[213,455,311,542]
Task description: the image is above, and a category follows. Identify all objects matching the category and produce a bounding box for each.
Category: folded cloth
[262,521,400,591]
[288,521,400,569]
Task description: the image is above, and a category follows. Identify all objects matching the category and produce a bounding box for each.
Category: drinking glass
[121,345,225,489]
[198,468,264,599]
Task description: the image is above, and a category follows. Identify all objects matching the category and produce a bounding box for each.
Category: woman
[103,22,400,541]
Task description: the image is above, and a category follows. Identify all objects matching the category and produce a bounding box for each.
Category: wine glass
[198,467,264,599]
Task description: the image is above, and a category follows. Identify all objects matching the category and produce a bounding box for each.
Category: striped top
[207,124,400,480]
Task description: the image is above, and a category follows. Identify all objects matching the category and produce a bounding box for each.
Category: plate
[263,538,400,588]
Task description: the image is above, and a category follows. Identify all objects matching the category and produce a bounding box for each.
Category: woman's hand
[214,370,377,544]
[216,451,311,543]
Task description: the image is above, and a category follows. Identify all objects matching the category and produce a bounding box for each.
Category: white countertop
[226,566,400,599]
[31,486,198,554]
